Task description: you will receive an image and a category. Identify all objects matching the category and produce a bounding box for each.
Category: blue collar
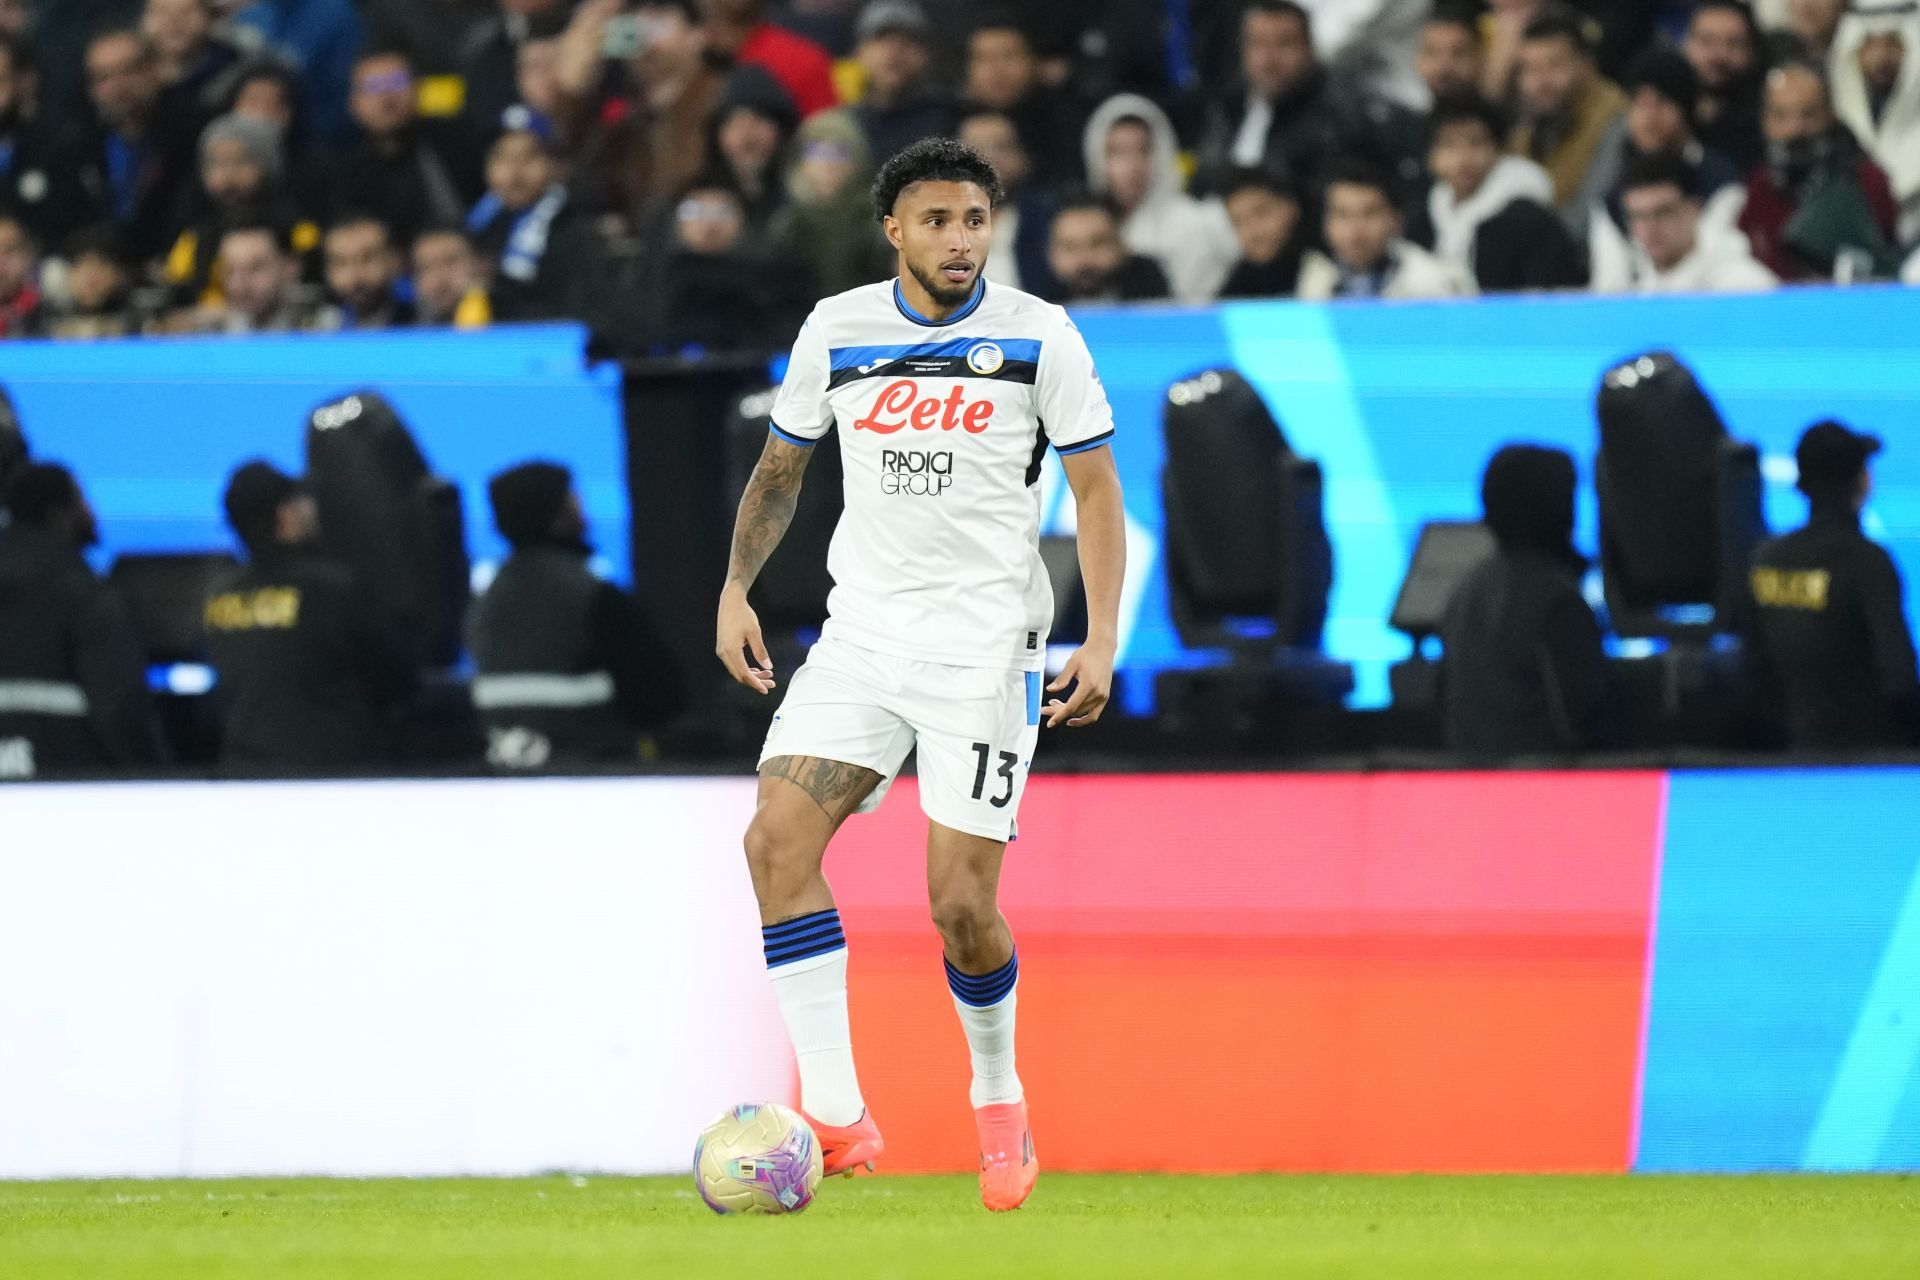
[893,276,985,327]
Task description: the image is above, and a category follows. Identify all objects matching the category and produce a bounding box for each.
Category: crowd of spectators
[0,1,1913,352]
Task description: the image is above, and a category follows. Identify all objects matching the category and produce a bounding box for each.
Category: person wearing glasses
[1612,150,1776,292]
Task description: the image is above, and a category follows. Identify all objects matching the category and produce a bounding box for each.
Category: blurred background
[2,0,1918,1182]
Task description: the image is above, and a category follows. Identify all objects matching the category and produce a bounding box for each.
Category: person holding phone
[549,0,726,225]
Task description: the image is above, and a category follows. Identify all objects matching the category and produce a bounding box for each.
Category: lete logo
[851,379,993,434]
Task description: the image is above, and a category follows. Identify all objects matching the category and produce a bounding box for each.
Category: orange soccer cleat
[803,1108,885,1178]
[974,1100,1037,1211]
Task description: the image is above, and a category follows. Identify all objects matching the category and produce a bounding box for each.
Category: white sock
[767,947,866,1126]
[946,950,1023,1108]
[954,990,1024,1108]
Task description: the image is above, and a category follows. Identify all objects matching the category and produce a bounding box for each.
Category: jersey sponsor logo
[852,379,993,435]
[966,341,1005,375]
[880,448,955,496]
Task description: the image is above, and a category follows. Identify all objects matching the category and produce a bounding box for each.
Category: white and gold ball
[693,1102,824,1215]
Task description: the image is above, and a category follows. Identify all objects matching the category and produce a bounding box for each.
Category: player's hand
[716,583,777,694]
[1043,639,1115,728]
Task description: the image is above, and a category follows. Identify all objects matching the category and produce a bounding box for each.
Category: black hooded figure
[468,461,683,769]
[1440,444,1614,756]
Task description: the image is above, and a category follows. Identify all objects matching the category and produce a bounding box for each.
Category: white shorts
[757,637,1043,842]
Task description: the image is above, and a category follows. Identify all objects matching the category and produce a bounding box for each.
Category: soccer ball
[693,1102,824,1215]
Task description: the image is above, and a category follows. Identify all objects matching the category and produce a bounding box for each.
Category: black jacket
[470,192,609,324]
[1441,548,1612,757]
[1048,254,1171,306]
[1745,508,1920,749]
[0,523,168,777]
[0,116,96,250]
[204,546,417,771]
[1698,79,1766,172]
[1409,195,1589,293]
[1218,248,1303,299]
[998,84,1085,189]
[1474,199,1588,290]
[1195,68,1425,204]
[854,89,958,170]
[327,131,474,244]
[616,241,810,353]
[64,107,200,262]
[468,542,682,767]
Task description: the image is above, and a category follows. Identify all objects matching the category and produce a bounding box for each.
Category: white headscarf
[1829,1,1920,238]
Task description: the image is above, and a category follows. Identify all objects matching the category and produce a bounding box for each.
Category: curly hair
[869,136,1006,225]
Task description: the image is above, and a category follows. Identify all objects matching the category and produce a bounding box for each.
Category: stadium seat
[1154,368,1351,732]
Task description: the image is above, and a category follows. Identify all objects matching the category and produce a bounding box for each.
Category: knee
[930,894,995,956]
[744,816,814,892]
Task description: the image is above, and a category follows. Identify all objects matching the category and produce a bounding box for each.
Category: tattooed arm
[717,435,814,693]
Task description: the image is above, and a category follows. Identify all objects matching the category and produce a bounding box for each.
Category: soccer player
[715,137,1126,1211]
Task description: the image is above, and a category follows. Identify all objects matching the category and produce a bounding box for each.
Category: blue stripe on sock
[764,934,843,958]
[765,924,844,952]
[764,920,843,948]
[945,949,1018,1007]
[765,938,844,967]
[764,908,840,936]
[763,909,846,968]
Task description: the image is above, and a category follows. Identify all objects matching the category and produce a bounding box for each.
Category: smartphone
[602,13,656,60]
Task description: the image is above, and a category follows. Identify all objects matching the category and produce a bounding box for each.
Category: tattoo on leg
[763,755,878,823]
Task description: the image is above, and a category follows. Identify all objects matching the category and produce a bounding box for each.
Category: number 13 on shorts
[970,742,1019,808]
[968,669,1042,831]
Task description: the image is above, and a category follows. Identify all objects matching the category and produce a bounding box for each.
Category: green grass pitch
[2,1174,1916,1279]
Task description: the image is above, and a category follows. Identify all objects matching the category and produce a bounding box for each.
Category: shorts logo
[966,342,1005,375]
[880,448,955,496]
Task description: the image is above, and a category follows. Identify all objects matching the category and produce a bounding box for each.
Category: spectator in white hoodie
[1417,92,1587,291]
[1081,92,1239,302]
[1613,150,1778,294]
[1830,2,1920,245]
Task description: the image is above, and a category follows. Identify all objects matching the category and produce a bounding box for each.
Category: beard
[906,257,977,308]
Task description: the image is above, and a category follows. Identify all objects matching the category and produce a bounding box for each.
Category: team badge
[966,342,1005,376]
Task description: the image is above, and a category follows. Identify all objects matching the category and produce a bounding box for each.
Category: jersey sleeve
[1035,310,1115,455]
[768,317,834,445]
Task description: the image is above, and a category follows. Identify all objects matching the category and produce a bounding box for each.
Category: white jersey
[769,278,1114,671]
